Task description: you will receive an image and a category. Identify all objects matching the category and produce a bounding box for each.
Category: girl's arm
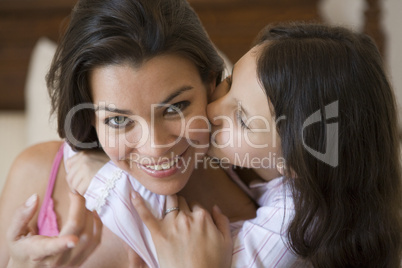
[65,150,109,195]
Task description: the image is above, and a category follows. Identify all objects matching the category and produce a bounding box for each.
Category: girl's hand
[65,150,109,195]
[131,192,233,268]
[6,193,102,268]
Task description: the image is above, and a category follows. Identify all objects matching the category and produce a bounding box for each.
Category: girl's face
[207,46,282,181]
[91,54,212,195]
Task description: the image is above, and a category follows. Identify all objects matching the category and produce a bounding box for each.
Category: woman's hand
[65,150,109,195]
[131,192,233,268]
[6,193,102,268]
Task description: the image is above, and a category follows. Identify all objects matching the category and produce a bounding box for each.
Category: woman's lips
[139,162,179,178]
[134,147,190,178]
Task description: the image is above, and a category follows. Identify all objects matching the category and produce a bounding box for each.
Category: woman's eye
[164,101,190,116]
[104,116,132,128]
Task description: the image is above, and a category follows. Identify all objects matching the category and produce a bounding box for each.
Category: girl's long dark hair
[256,22,402,267]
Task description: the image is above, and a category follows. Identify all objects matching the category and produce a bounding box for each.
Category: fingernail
[25,194,38,208]
[67,241,76,248]
[80,234,88,243]
[213,205,222,213]
[131,191,138,200]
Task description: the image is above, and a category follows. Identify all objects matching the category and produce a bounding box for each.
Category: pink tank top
[37,143,64,236]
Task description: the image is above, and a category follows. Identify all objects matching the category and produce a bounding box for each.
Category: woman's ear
[276,160,297,178]
[276,161,285,176]
[206,74,218,102]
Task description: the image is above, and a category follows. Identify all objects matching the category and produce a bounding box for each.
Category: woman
[0,0,255,267]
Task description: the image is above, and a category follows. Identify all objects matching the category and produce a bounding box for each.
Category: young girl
[130,22,402,267]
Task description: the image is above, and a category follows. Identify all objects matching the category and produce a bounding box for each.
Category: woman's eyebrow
[95,106,133,115]
[94,86,194,114]
[158,86,193,106]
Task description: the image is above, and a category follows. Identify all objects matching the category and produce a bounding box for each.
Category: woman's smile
[127,145,190,178]
[90,54,211,195]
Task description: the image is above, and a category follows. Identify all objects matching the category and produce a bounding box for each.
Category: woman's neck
[178,159,257,222]
[234,166,282,186]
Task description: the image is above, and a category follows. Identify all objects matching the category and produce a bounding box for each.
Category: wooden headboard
[0,0,382,110]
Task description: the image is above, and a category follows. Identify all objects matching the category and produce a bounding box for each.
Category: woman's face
[207,46,282,181]
[91,54,212,195]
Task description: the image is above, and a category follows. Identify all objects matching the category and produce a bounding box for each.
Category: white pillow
[25,37,60,146]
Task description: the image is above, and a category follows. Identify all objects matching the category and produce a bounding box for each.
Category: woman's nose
[134,122,181,159]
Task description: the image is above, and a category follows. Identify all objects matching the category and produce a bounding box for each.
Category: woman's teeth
[145,158,178,170]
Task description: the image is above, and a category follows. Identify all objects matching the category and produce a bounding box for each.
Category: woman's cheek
[184,110,210,146]
[96,124,123,161]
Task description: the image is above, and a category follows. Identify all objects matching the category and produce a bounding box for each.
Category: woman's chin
[144,181,188,196]
[129,167,193,196]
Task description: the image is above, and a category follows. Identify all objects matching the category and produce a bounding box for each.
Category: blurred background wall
[0,0,401,192]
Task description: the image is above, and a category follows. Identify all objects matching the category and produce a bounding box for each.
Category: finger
[191,203,213,226]
[65,156,80,194]
[7,194,39,241]
[79,211,103,264]
[131,191,159,232]
[164,195,179,218]
[56,194,92,265]
[212,205,232,241]
[23,235,78,261]
[68,210,101,266]
[92,211,103,245]
[191,203,209,217]
[59,192,87,236]
[66,170,79,194]
[65,152,80,172]
[76,209,94,246]
[177,196,191,215]
[190,202,206,212]
[76,176,92,196]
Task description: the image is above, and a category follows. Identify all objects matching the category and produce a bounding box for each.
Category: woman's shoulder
[13,140,63,168]
[3,141,63,195]
[0,141,64,243]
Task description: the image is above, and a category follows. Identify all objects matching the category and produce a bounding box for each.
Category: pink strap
[37,143,65,236]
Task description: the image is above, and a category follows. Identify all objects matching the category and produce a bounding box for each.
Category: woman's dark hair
[47,0,224,150]
[255,22,402,267]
